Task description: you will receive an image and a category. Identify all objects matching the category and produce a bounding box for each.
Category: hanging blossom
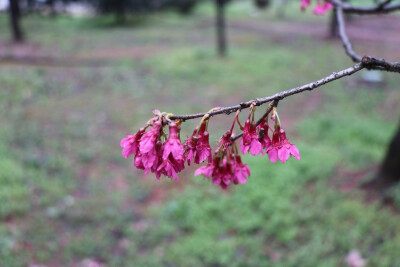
[157,121,185,180]
[121,105,300,189]
[195,144,251,190]
[184,114,212,166]
[240,104,263,156]
[266,108,301,163]
[195,111,251,189]
[300,0,333,15]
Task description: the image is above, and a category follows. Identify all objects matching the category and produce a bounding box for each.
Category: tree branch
[327,0,400,14]
[335,7,362,62]
[170,62,365,121]
[335,7,400,73]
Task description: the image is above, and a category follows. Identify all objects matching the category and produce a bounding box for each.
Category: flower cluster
[121,105,300,189]
[301,0,333,15]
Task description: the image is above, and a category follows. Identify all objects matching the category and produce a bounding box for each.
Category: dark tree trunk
[363,122,400,192]
[329,8,338,38]
[9,0,24,42]
[215,0,227,57]
[379,122,400,184]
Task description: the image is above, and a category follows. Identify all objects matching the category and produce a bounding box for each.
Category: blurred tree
[215,0,230,57]
[380,124,400,184]
[88,0,198,24]
[9,0,24,42]
[364,123,400,191]
[254,0,270,9]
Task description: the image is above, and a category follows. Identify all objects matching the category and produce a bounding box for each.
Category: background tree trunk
[215,0,227,57]
[9,0,24,42]
[363,121,400,192]
[329,8,338,38]
[379,122,400,184]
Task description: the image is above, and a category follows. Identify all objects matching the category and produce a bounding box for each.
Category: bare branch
[327,0,400,14]
[335,8,400,72]
[171,62,365,121]
[335,8,362,62]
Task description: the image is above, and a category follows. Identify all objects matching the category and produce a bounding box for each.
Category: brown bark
[215,0,227,57]
[9,0,24,42]
[363,122,400,192]
[380,122,400,184]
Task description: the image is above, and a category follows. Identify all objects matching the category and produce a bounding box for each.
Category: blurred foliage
[0,1,400,266]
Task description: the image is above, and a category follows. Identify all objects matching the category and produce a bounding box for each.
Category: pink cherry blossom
[196,142,251,189]
[257,119,272,152]
[266,131,280,163]
[134,152,145,170]
[184,122,212,165]
[184,128,199,166]
[232,154,251,184]
[217,129,233,153]
[277,129,300,163]
[196,155,231,189]
[163,122,184,162]
[300,0,311,10]
[120,127,146,159]
[196,131,212,164]
[139,119,163,173]
[157,122,185,180]
[240,116,262,156]
[313,1,333,15]
[214,160,232,189]
[194,158,217,179]
[267,127,300,163]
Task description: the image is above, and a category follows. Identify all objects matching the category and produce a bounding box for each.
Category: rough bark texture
[215,0,227,57]
[9,0,24,42]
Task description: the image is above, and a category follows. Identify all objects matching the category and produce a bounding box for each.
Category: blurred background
[1,0,400,266]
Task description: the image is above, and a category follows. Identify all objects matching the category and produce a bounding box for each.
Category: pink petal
[290,145,301,160]
[267,148,278,163]
[249,139,262,156]
[278,147,290,163]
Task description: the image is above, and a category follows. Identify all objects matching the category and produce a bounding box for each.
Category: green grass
[0,1,400,266]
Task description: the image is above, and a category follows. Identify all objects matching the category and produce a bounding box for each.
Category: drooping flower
[216,111,241,153]
[196,131,212,163]
[312,1,333,15]
[300,0,333,15]
[300,0,311,10]
[163,122,184,162]
[184,120,212,166]
[240,113,262,156]
[232,154,251,184]
[195,142,251,189]
[120,127,146,159]
[139,119,163,173]
[194,157,217,179]
[216,129,233,153]
[215,159,233,189]
[184,128,199,166]
[157,121,185,180]
[133,152,145,170]
[257,119,272,152]
[266,130,280,163]
[267,127,300,163]
[277,129,300,163]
